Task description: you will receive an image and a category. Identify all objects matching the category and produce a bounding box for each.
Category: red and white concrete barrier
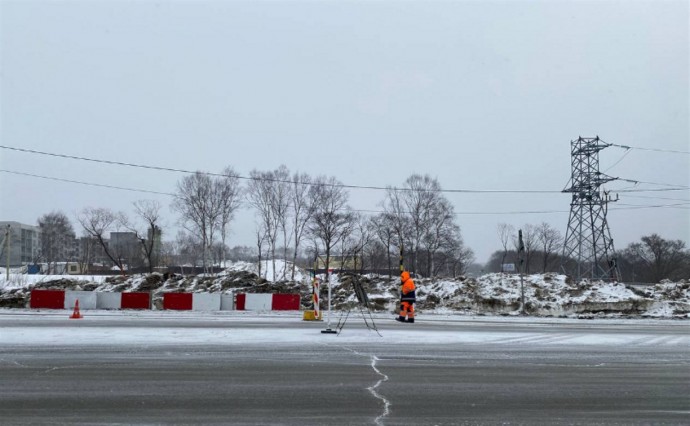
[29,290,300,311]
[30,289,150,310]
[235,293,300,311]
[162,293,221,311]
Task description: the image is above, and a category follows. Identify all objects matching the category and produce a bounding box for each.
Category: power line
[624,194,690,202]
[613,187,688,193]
[4,144,689,195]
[0,144,569,194]
[615,202,690,210]
[352,207,571,215]
[3,168,686,216]
[0,169,175,196]
[602,148,632,173]
[617,177,690,189]
[610,143,690,155]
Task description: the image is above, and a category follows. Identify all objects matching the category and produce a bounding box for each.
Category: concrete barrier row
[29,290,300,311]
[30,290,150,310]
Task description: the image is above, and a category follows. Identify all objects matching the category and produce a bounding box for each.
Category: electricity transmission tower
[562,136,621,282]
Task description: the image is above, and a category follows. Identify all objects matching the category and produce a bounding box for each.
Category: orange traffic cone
[69,299,83,319]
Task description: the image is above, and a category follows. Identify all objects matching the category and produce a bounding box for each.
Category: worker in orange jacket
[396,271,415,323]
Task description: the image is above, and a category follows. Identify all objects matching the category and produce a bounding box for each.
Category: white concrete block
[65,290,97,310]
[220,293,234,311]
[97,292,122,309]
[244,294,272,311]
[192,293,221,311]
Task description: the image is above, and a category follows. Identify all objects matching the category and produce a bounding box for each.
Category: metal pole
[518,229,525,315]
[520,272,525,315]
[399,245,404,277]
[6,225,10,281]
[327,271,332,327]
[321,259,336,333]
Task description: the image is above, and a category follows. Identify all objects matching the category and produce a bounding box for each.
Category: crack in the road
[367,355,391,426]
[0,358,28,368]
[327,344,391,425]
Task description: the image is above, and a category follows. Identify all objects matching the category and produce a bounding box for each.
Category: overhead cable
[3,144,688,194]
[0,145,565,194]
[2,169,687,216]
[610,143,690,155]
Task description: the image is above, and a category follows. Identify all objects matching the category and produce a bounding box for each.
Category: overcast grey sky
[1,0,688,264]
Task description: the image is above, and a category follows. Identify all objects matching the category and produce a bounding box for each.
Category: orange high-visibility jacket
[400,271,416,302]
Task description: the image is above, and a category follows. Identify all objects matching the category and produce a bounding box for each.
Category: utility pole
[5,225,10,281]
[562,136,621,282]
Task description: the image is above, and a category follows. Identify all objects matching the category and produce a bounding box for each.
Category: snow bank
[0,265,688,319]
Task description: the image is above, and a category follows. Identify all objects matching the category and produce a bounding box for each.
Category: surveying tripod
[333,277,381,337]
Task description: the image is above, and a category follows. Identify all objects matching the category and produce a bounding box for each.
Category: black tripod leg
[336,309,351,335]
[358,304,382,337]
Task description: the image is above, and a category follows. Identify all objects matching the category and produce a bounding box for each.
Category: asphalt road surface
[1,312,688,425]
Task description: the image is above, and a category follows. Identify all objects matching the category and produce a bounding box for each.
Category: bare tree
[289,171,315,280]
[173,169,240,272]
[371,213,397,277]
[336,212,372,274]
[158,240,177,268]
[176,230,203,274]
[272,166,292,280]
[216,166,242,268]
[536,222,563,273]
[401,175,445,273]
[383,175,461,276]
[308,176,354,280]
[422,197,456,277]
[172,172,214,271]
[77,207,128,273]
[436,227,474,277]
[621,234,689,282]
[37,211,76,273]
[76,236,99,274]
[383,175,446,274]
[246,169,280,281]
[497,223,515,272]
[382,187,413,270]
[255,226,267,278]
[514,224,536,273]
[124,200,163,273]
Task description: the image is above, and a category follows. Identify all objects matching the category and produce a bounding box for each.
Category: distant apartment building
[316,254,361,271]
[0,221,40,267]
[74,236,111,271]
[109,231,142,268]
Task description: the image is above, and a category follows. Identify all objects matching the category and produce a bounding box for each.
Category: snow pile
[0,264,688,318]
[216,260,307,283]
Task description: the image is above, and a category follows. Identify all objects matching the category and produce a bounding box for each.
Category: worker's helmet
[401,271,410,282]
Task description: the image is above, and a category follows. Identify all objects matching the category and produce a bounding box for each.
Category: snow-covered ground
[2,309,688,347]
[1,261,688,319]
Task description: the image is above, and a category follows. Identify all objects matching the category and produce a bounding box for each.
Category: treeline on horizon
[6,166,689,284]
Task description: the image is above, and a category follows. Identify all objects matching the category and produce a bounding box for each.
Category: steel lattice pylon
[562,136,621,282]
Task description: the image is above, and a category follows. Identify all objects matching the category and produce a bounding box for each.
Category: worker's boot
[395,316,406,323]
[407,318,415,323]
